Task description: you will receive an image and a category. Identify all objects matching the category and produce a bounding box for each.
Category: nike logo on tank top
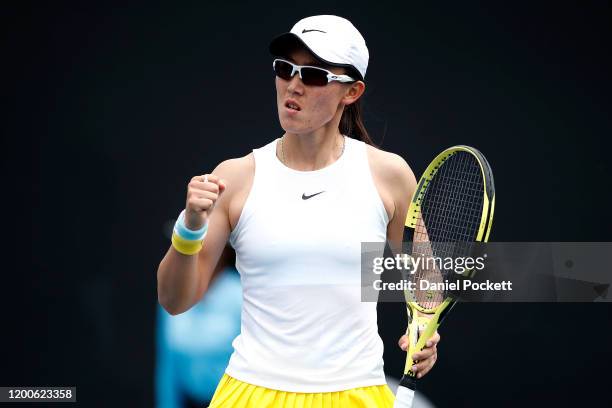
[227,137,389,392]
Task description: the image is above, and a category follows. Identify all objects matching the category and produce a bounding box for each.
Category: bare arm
[367,147,417,250]
[157,156,252,315]
[385,157,416,250]
[369,147,440,376]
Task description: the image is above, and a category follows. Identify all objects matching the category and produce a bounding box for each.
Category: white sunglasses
[272,59,356,86]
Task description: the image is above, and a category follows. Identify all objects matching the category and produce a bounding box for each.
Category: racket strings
[411,152,484,307]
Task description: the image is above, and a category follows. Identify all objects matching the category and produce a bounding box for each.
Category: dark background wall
[3,1,611,406]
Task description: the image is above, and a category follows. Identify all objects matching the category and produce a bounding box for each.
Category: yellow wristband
[171,231,203,255]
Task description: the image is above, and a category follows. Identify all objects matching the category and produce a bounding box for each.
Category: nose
[286,73,304,95]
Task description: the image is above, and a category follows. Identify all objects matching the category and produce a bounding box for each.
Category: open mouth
[285,101,301,111]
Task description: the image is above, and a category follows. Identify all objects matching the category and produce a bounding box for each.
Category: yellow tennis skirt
[208,374,395,408]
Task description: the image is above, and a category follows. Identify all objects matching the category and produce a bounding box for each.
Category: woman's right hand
[185,174,226,230]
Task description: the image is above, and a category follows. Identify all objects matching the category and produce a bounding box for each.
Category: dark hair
[340,98,375,146]
[337,64,376,146]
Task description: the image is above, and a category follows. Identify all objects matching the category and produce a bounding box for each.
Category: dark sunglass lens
[301,67,328,86]
[274,61,294,80]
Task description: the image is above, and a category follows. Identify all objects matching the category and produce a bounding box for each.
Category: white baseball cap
[269,15,369,81]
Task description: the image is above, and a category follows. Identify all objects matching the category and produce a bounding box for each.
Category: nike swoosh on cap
[302,29,326,34]
[302,191,325,200]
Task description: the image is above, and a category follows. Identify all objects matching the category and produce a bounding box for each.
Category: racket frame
[399,145,495,389]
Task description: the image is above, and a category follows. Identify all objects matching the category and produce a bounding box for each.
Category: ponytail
[339,99,376,146]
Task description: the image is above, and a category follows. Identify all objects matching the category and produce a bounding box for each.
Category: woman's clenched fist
[185,174,226,230]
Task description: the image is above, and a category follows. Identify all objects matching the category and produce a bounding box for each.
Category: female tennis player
[157,15,441,407]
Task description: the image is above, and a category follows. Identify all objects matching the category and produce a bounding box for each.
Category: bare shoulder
[364,144,418,223]
[211,153,255,230]
[366,145,417,191]
[213,153,254,179]
[212,153,255,195]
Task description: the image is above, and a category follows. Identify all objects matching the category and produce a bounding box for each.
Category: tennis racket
[394,145,495,407]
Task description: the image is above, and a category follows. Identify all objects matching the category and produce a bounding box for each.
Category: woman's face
[275,48,352,135]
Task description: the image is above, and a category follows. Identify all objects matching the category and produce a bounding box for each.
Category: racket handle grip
[399,374,417,390]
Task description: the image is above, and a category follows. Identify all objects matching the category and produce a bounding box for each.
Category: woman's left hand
[397,331,441,378]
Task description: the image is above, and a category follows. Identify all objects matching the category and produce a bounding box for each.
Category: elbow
[156,258,205,316]
[157,283,196,316]
[157,282,187,316]
[158,294,186,316]
[166,307,184,317]
[157,262,185,316]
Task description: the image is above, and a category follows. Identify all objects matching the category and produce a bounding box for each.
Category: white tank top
[227,136,389,392]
